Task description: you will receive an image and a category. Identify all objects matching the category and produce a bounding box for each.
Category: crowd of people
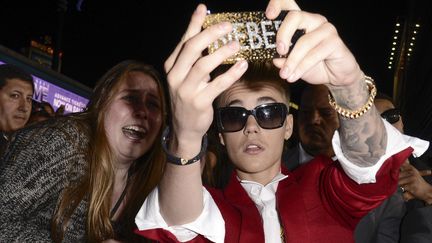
[1,0,431,242]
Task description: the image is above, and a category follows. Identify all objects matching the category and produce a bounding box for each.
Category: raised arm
[158,4,248,225]
[266,0,386,167]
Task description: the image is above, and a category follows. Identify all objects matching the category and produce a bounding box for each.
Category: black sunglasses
[381,108,400,124]
[216,103,288,133]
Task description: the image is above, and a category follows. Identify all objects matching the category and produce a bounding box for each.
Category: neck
[114,155,135,169]
[110,161,134,220]
[112,160,134,193]
[236,161,281,186]
[114,167,129,183]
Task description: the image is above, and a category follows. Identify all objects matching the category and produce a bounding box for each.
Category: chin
[241,159,279,173]
[121,148,147,160]
[235,159,260,170]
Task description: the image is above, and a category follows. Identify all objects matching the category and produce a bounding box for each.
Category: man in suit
[374,93,432,243]
[283,84,339,170]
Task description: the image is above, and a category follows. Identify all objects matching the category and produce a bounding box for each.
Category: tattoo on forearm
[328,80,387,167]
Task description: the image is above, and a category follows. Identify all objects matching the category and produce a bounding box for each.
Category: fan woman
[0,60,167,242]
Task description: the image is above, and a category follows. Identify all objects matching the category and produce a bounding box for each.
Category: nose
[133,102,148,120]
[310,109,322,125]
[243,115,260,135]
[18,98,31,113]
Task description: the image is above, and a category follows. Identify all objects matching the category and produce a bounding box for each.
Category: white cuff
[135,187,225,243]
[332,118,429,184]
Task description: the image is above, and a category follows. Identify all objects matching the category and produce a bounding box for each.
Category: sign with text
[1,60,89,113]
[203,11,305,64]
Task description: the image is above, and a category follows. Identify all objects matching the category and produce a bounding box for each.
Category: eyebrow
[147,93,160,101]
[120,89,160,100]
[12,90,28,95]
[12,90,24,95]
[227,96,277,107]
[119,89,140,94]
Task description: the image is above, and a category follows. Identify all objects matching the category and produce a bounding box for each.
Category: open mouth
[122,125,147,140]
[244,143,264,154]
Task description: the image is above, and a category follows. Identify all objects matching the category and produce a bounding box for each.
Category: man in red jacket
[135,0,429,242]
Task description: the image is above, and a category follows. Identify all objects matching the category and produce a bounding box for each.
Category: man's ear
[284,114,293,140]
[218,133,225,146]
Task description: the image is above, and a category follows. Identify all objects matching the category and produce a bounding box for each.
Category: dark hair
[0,64,34,92]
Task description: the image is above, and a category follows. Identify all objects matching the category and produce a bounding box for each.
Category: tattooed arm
[327,79,387,167]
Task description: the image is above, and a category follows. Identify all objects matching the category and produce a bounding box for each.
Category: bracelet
[161,126,208,166]
[328,76,377,119]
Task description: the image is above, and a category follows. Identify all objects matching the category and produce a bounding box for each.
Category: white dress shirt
[239,173,288,243]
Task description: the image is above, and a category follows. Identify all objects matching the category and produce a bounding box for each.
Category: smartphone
[203,11,305,64]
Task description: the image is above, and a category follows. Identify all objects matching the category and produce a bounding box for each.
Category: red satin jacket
[136,148,412,242]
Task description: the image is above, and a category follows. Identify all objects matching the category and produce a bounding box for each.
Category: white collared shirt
[239,173,288,243]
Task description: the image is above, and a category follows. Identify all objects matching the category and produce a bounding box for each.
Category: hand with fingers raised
[265,0,387,169]
[266,0,363,87]
[164,4,248,158]
[158,4,248,226]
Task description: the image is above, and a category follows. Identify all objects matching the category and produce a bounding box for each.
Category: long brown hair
[51,60,167,242]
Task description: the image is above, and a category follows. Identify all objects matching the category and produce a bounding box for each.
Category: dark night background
[1,0,432,141]
[0,0,405,88]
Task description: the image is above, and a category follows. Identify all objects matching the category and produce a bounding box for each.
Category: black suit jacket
[400,204,432,243]
[355,142,432,243]
[399,145,432,243]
